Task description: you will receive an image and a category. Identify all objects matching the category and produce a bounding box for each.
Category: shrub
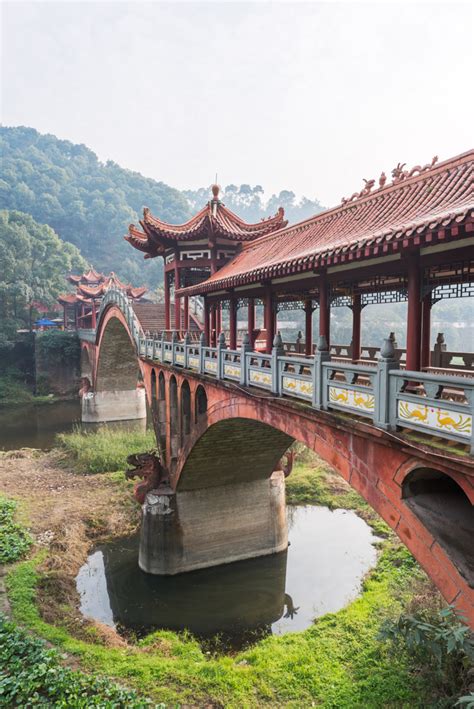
[0,615,155,707]
[379,605,474,705]
[0,496,31,563]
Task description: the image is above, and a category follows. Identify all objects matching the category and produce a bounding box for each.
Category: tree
[0,210,86,337]
[0,126,191,287]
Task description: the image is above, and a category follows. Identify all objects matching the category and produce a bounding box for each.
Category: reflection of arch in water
[402,468,474,588]
[99,537,288,636]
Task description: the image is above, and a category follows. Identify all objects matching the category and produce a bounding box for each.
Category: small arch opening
[181,380,191,444]
[403,468,474,587]
[195,385,208,424]
[157,372,167,458]
[169,375,179,461]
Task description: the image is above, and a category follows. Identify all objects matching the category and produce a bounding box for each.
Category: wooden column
[164,271,171,330]
[318,272,330,345]
[91,299,97,329]
[63,306,67,329]
[216,303,222,336]
[229,296,237,350]
[210,304,217,346]
[304,299,313,356]
[351,293,362,362]
[204,297,210,345]
[264,286,274,353]
[174,258,181,331]
[248,298,255,347]
[74,304,79,330]
[183,296,189,332]
[421,292,432,370]
[406,254,422,371]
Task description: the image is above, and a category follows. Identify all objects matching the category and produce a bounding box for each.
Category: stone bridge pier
[142,370,293,573]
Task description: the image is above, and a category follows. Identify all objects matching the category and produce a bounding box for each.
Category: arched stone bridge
[80,289,474,627]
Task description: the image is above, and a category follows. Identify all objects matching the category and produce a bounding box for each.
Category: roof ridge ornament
[341,155,439,205]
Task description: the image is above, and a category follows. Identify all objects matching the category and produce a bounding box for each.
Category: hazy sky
[2,1,473,208]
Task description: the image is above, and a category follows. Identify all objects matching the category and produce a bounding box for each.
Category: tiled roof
[178,151,474,296]
[59,273,147,306]
[67,267,105,285]
[125,197,287,257]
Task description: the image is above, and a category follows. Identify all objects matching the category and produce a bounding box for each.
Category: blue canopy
[34,318,58,327]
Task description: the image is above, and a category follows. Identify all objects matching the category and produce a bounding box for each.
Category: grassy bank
[0,371,53,406]
[6,543,428,707]
[2,436,441,708]
[56,425,156,473]
[286,449,391,537]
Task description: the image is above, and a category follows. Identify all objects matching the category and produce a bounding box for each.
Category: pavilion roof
[59,272,147,307]
[125,186,288,257]
[178,151,474,296]
[67,267,105,285]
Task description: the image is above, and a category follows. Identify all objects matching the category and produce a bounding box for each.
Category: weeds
[0,495,31,563]
[56,425,156,474]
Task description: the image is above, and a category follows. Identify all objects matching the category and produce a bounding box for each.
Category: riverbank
[0,434,450,707]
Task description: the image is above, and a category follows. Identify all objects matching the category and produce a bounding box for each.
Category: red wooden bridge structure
[79,150,474,626]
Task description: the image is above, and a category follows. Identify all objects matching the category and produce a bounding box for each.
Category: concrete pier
[81,388,146,423]
[139,470,287,575]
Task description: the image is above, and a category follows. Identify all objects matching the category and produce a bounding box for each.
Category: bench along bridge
[78,151,474,627]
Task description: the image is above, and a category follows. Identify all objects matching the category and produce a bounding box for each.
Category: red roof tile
[125,188,287,257]
[178,151,474,296]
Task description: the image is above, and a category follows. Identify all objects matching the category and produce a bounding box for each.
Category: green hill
[0,126,191,286]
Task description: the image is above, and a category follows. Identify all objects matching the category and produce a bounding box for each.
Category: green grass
[0,445,438,706]
[0,495,32,564]
[286,457,392,537]
[5,544,428,707]
[56,426,156,474]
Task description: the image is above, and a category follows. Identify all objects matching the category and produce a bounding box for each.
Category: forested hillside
[0,210,85,338]
[184,184,324,224]
[0,126,190,286]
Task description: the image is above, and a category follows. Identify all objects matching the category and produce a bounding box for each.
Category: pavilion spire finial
[211,183,220,200]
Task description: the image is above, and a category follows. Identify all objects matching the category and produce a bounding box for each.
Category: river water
[77,505,378,645]
[0,401,148,450]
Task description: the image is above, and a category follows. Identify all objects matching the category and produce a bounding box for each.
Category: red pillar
[406,254,422,371]
[319,272,330,345]
[91,299,97,329]
[304,299,313,356]
[351,293,361,362]
[74,304,79,330]
[183,296,189,332]
[210,304,217,346]
[204,297,210,345]
[164,271,170,330]
[248,298,255,347]
[421,292,432,370]
[229,297,237,350]
[174,261,181,331]
[264,287,274,353]
[216,303,222,336]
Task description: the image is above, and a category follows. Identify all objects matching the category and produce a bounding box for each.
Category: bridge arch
[180,380,191,446]
[402,467,474,589]
[169,375,179,463]
[157,371,167,455]
[80,345,92,381]
[195,385,207,424]
[95,311,140,392]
